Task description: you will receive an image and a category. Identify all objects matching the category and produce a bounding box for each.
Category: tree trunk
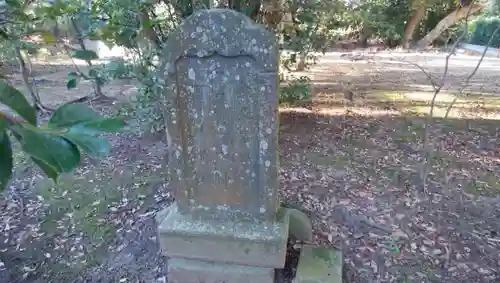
[416,3,485,49]
[14,47,51,112]
[402,0,426,49]
[357,25,370,47]
[262,0,283,30]
[139,8,162,49]
[296,51,306,71]
[70,18,105,99]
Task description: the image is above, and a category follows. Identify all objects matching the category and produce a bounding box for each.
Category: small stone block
[168,258,275,283]
[293,245,342,283]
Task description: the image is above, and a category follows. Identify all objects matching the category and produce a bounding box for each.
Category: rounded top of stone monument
[161,8,277,74]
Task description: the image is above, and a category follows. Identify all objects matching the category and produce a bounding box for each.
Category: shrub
[468,16,500,47]
[279,76,312,105]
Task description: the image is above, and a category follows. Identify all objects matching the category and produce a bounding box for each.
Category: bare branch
[59,43,91,80]
[395,3,476,193]
[395,58,438,89]
[69,17,105,98]
[427,3,477,118]
[393,5,475,95]
[13,46,52,112]
[444,26,500,118]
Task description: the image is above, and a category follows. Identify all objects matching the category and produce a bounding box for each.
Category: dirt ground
[2,50,500,282]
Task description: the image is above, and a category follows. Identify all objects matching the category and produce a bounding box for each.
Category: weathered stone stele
[162,9,278,222]
[156,8,289,283]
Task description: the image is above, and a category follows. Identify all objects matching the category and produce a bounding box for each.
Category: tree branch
[444,26,500,118]
[59,43,91,80]
[0,111,24,125]
[13,46,52,112]
[392,4,475,193]
[139,7,162,49]
[69,16,105,98]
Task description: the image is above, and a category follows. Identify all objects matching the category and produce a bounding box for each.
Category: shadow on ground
[278,108,500,282]
[1,102,500,283]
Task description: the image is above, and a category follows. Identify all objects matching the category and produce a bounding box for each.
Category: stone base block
[168,258,275,283]
[157,202,289,268]
[293,245,342,283]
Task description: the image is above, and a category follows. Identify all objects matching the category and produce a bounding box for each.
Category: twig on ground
[359,217,393,234]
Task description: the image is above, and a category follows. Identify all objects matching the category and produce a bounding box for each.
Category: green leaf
[31,156,59,182]
[5,0,21,9]
[67,78,77,89]
[10,125,81,175]
[20,41,39,52]
[49,104,101,128]
[0,82,37,125]
[0,123,13,192]
[88,68,98,78]
[70,118,125,134]
[68,72,80,79]
[72,50,99,61]
[67,72,80,89]
[143,18,163,29]
[63,131,111,158]
[0,117,6,133]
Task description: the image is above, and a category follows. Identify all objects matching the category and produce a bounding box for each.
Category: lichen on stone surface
[159,9,280,222]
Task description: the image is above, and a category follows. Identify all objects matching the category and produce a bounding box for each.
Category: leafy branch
[0,81,125,192]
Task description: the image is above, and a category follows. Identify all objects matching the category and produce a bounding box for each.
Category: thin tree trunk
[70,18,105,99]
[357,25,370,47]
[296,51,306,71]
[139,9,162,49]
[416,3,485,49]
[14,47,51,112]
[402,0,426,49]
[262,0,283,30]
[228,0,242,10]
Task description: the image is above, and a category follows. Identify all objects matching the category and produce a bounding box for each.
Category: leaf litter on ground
[2,53,500,283]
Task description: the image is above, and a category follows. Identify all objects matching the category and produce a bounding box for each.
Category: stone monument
[156,8,289,283]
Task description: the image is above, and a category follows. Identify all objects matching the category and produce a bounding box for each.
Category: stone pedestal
[168,258,275,283]
[157,203,289,282]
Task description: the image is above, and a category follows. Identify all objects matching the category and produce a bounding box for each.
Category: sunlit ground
[307,90,500,120]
